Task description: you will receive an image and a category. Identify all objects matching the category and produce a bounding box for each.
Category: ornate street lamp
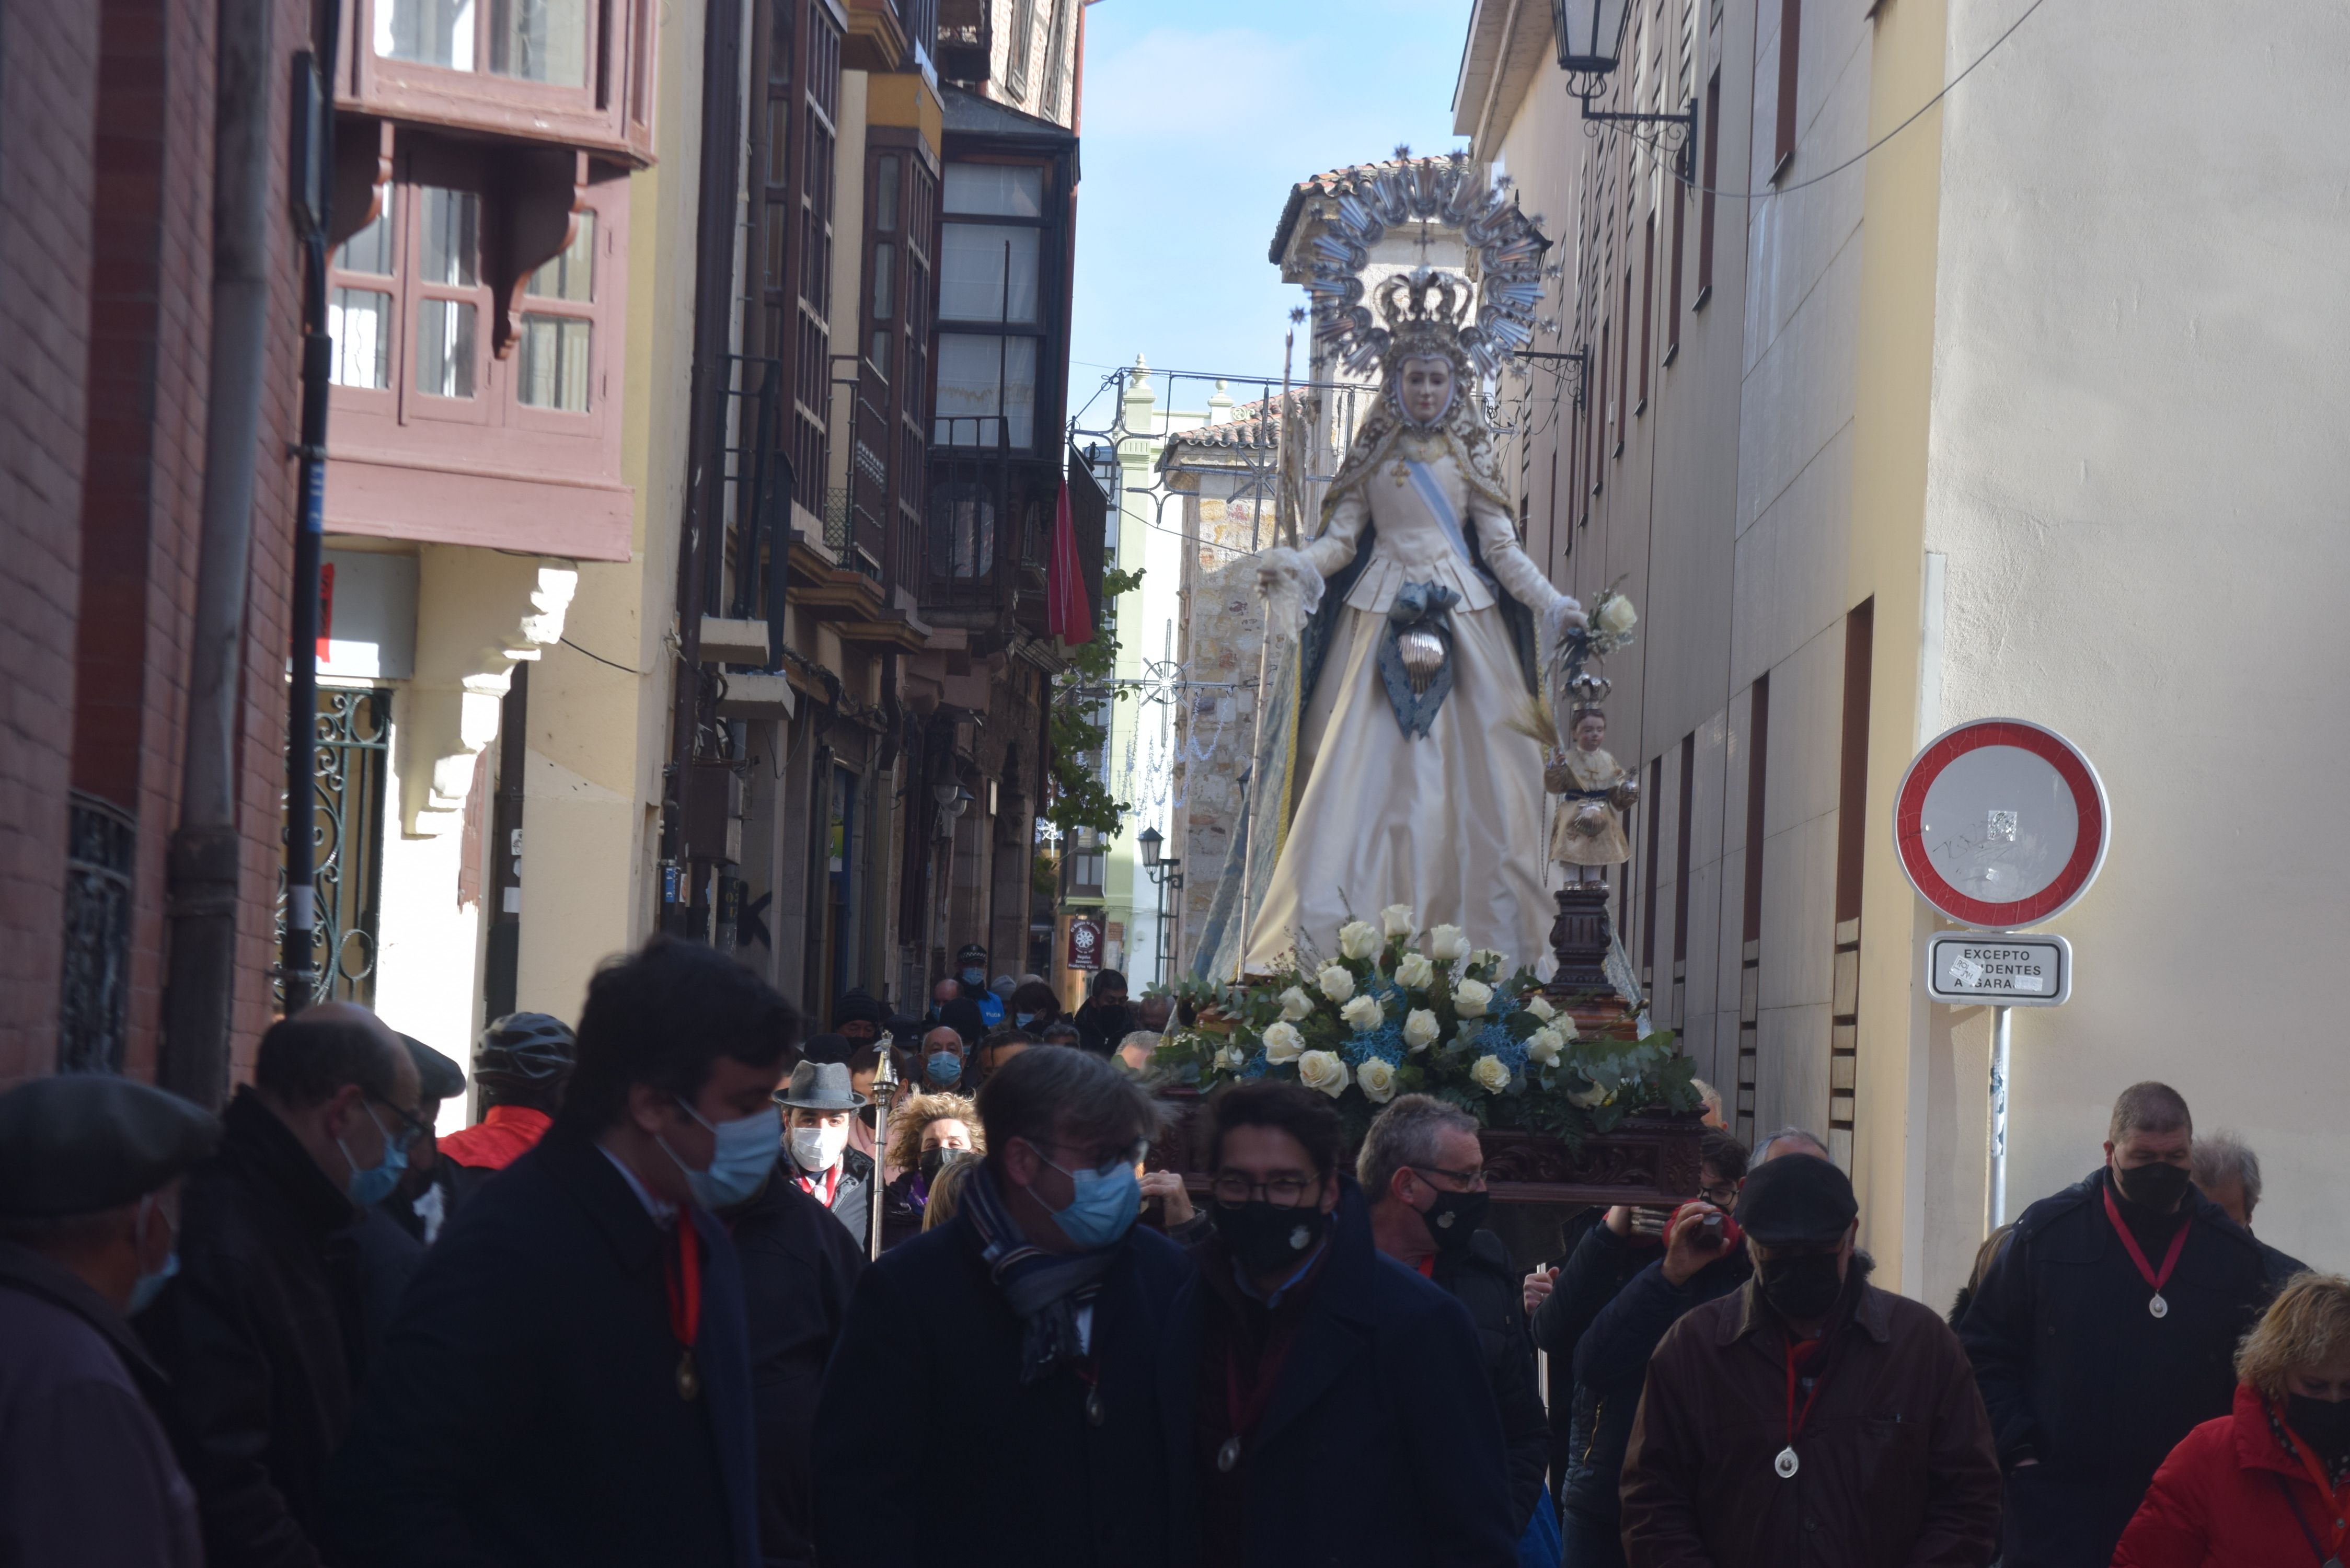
[1134,826,1182,985]
[1136,826,1164,869]
[1552,0,1698,182]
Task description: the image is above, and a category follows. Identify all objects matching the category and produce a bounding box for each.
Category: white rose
[1262,1021,1305,1063]
[1340,995,1385,1033]
[1598,594,1639,636]
[1379,903,1417,940]
[1426,924,1471,962]
[1296,1050,1351,1099]
[1215,1043,1248,1071]
[1337,920,1380,961]
[1469,948,1508,974]
[1317,964,1356,1004]
[1402,1008,1441,1051]
[1277,986,1314,1022]
[1521,992,1557,1023]
[1526,1026,1565,1066]
[1568,1080,1608,1108]
[1393,951,1435,990]
[1471,1054,1513,1094]
[1454,978,1494,1018]
[1356,1056,1398,1103]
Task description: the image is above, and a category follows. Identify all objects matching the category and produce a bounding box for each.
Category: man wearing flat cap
[1619,1154,2002,1567]
[0,1074,219,1566]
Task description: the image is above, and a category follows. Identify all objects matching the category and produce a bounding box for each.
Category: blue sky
[1065,0,1473,428]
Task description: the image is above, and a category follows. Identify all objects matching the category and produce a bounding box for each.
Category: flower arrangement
[1152,907,1696,1144]
[1583,585,1639,659]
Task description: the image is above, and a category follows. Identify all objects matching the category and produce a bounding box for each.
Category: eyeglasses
[1210,1173,1322,1209]
[1700,1182,1740,1207]
[1028,1136,1148,1178]
[1408,1162,1489,1192]
[369,1094,432,1153]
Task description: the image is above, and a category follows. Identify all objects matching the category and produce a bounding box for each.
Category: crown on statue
[1376,270,1471,358]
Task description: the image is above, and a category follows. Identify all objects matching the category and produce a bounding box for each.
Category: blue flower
[1342,1022,1408,1068]
[1473,1022,1526,1072]
[1240,1050,1271,1081]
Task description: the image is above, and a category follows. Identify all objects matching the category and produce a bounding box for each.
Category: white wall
[1923,0,2350,1269]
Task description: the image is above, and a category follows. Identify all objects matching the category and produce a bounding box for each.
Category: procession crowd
[1,933,2344,1568]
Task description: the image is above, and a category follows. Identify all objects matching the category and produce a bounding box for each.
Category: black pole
[283,41,336,1012]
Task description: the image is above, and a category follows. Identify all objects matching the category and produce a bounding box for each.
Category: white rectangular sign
[1925,931,2071,1007]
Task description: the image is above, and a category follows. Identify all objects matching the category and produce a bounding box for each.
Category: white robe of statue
[1243,438,1570,972]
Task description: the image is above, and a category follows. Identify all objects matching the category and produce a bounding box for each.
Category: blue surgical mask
[128,1197,178,1315]
[339,1103,408,1208]
[960,967,985,987]
[1015,1011,1036,1028]
[661,1101,781,1210]
[1029,1140,1141,1249]
[924,1051,963,1088]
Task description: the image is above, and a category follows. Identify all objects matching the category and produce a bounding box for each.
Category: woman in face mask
[2113,1271,2350,1568]
[1006,981,1063,1037]
[878,1093,983,1251]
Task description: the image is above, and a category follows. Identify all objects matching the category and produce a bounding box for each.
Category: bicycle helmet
[473,1012,577,1097]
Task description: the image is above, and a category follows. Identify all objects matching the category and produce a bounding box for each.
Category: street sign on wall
[1894,719,2109,930]
[1066,916,1104,972]
[1925,931,2072,1007]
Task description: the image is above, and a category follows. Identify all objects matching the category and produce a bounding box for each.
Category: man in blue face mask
[329,938,797,1568]
[137,1001,421,1567]
[0,1073,220,1567]
[815,1046,1191,1567]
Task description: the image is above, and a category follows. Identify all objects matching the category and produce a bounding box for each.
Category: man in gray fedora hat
[775,1061,874,1245]
[0,1073,220,1566]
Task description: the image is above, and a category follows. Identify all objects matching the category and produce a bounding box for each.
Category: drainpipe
[161,0,276,1105]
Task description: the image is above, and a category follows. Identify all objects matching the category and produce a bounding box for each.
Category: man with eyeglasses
[1165,1080,1517,1568]
[1360,1095,1553,1552]
[140,1000,424,1567]
[330,936,797,1568]
[813,1044,1188,1567]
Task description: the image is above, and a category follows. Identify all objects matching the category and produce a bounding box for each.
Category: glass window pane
[416,298,477,398]
[766,100,790,187]
[871,242,894,321]
[934,333,1004,445]
[763,203,788,293]
[939,224,1039,324]
[876,156,900,234]
[869,329,890,379]
[328,289,392,389]
[524,212,595,302]
[419,188,480,287]
[336,206,396,276]
[1000,336,1037,447]
[517,314,591,411]
[942,163,1043,217]
[375,0,478,70]
[489,0,589,86]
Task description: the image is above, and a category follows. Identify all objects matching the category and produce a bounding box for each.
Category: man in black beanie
[1619,1155,2001,1566]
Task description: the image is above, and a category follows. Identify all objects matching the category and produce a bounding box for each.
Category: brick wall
[0,4,102,1087]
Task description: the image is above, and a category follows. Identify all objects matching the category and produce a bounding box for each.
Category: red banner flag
[1046,479,1093,645]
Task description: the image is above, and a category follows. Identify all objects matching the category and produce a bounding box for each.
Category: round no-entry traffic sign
[1893,719,2109,930]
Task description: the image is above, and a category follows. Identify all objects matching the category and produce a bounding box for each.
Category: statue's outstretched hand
[1544,594,1588,645]
[1257,546,1326,640]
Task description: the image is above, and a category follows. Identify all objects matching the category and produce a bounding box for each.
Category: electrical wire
[557,635,650,675]
[1599,0,2052,200]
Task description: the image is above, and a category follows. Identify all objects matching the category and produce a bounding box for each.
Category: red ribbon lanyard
[665,1219,702,1351]
[2101,1184,2190,1298]
[1783,1336,1831,1449]
[801,1165,839,1209]
[2279,1403,2350,1564]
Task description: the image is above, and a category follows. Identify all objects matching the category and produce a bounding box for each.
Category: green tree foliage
[1046,566,1144,839]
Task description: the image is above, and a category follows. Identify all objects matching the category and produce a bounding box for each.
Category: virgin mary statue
[1207,267,1584,975]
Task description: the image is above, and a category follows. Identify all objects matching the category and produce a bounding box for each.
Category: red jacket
[2112,1382,2350,1568]
[435,1104,550,1171]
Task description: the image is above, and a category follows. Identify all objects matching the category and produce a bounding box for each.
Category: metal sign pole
[1988,1005,2011,1229]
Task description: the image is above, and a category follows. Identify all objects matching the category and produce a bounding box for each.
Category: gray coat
[0,1241,203,1567]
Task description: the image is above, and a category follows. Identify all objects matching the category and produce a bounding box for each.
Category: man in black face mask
[1164,1081,1517,1568]
[1619,1153,2002,1565]
[1956,1080,2273,1568]
[1361,1095,1551,1544]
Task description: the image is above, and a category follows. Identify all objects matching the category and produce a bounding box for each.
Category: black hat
[955,943,988,965]
[1734,1153,1858,1246]
[399,1035,467,1103]
[0,1076,221,1220]
[832,988,885,1028]
[882,1013,925,1046]
[799,1032,854,1066]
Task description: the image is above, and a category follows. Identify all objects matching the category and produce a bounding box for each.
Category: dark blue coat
[811,1202,1192,1567]
[326,1133,761,1568]
[1162,1185,1519,1568]
[1558,1235,1748,1529]
[1954,1168,2270,1568]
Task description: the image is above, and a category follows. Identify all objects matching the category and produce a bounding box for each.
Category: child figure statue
[1547,706,1638,881]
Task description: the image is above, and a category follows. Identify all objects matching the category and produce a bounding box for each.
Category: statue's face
[1397,356,1455,425]
[1575,715,1606,751]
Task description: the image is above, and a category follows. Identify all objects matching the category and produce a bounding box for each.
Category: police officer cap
[0,1076,221,1220]
[1733,1152,1858,1246]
